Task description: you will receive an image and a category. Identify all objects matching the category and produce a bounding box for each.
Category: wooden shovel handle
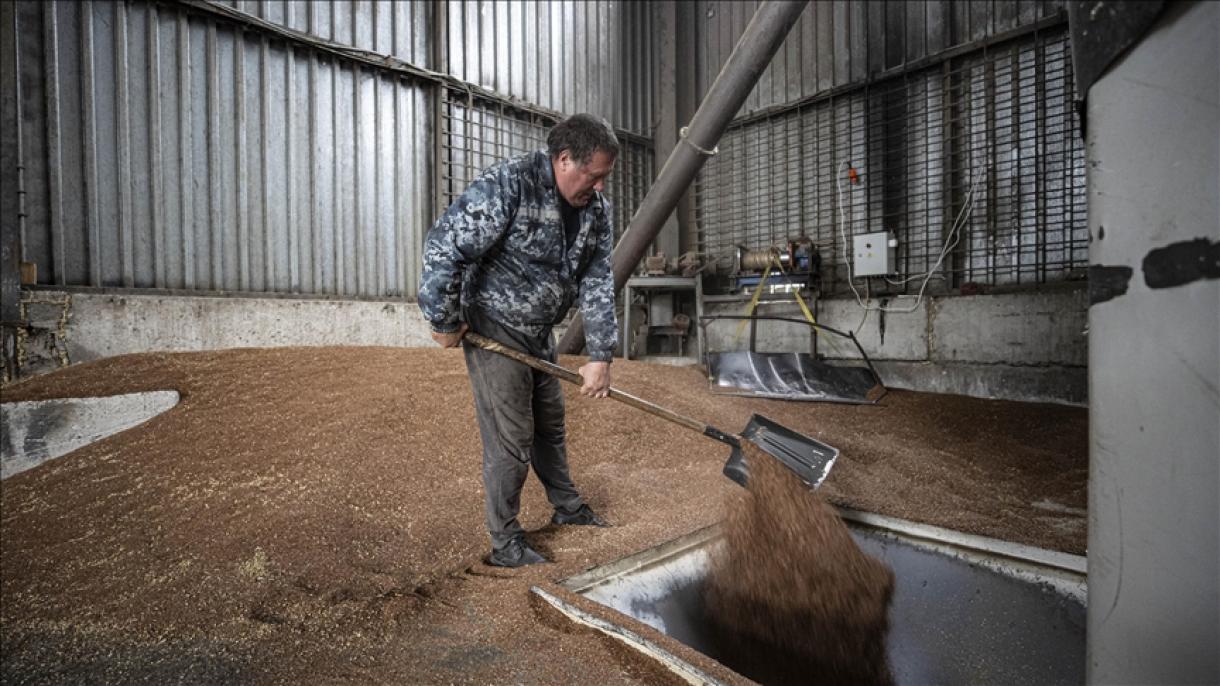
[463,332,737,447]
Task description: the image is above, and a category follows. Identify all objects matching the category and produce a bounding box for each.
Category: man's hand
[578,361,611,399]
[430,323,469,348]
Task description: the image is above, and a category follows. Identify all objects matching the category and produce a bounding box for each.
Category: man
[418,114,620,568]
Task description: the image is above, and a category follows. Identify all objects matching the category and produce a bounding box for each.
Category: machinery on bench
[622,252,704,362]
[731,238,820,296]
[703,238,886,405]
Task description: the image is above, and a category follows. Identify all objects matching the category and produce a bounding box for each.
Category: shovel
[464,332,838,489]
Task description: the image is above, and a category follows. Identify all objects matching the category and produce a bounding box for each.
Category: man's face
[553,149,616,207]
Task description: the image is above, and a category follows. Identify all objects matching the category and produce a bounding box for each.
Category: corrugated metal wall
[213,0,654,136]
[215,1,431,67]
[434,1,656,235]
[9,0,1087,301]
[692,0,1088,293]
[10,0,655,299]
[440,0,653,136]
[696,0,1068,117]
[439,96,654,242]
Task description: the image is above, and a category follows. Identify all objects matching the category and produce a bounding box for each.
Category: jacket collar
[536,149,557,190]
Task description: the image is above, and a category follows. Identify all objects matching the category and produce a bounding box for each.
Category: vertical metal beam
[1035,35,1046,283]
[371,1,384,296]
[559,0,811,355]
[394,74,405,296]
[1,0,21,379]
[236,23,249,291]
[1008,42,1020,284]
[45,2,65,286]
[984,49,997,285]
[286,40,298,293]
[944,58,965,289]
[675,0,699,254]
[83,4,102,287]
[331,59,342,294]
[304,8,317,295]
[116,1,134,287]
[180,13,196,289]
[207,19,223,291]
[149,3,166,289]
[352,60,363,296]
[652,2,680,258]
[259,33,273,290]
[374,71,384,296]
[432,0,448,223]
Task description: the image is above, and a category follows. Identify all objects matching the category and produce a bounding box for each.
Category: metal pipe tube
[558,0,810,355]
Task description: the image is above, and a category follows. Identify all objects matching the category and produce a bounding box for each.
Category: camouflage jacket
[418,150,619,362]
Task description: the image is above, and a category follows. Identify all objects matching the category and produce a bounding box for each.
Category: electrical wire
[836,160,983,314]
[854,279,871,333]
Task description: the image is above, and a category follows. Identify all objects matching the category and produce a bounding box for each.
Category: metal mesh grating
[440,92,654,241]
[604,140,655,242]
[695,28,1086,294]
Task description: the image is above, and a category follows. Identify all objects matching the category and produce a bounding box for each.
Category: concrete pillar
[1086,2,1219,683]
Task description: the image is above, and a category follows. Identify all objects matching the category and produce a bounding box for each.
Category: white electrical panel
[853,231,896,276]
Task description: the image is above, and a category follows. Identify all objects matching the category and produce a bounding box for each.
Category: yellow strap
[793,288,815,324]
[736,250,845,358]
[733,262,772,345]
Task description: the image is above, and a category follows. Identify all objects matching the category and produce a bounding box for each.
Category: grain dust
[704,446,895,685]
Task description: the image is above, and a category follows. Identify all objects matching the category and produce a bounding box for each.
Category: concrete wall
[14,285,1087,407]
[703,286,1088,404]
[1085,2,1220,683]
[16,283,1088,405]
[13,290,435,377]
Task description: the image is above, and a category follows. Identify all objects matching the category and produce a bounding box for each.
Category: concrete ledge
[698,287,1087,404]
[32,291,435,366]
[817,297,930,360]
[702,297,930,360]
[14,288,1090,406]
[930,290,1088,366]
[873,360,1087,406]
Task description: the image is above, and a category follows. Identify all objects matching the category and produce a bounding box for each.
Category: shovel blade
[709,351,885,404]
[722,414,839,489]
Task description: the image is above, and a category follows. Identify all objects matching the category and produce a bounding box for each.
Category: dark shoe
[551,504,611,528]
[487,536,547,568]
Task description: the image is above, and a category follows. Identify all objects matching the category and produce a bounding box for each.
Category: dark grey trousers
[462,310,584,549]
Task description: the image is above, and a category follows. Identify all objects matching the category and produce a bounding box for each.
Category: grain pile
[704,448,895,685]
[0,346,1086,684]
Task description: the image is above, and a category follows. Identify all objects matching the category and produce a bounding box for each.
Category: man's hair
[546,114,620,165]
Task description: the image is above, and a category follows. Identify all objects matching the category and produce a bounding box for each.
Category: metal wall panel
[11,0,656,300]
[218,0,654,135]
[16,1,432,297]
[695,0,1067,116]
[695,26,1087,293]
[439,95,653,241]
[216,0,431,67]
[439,0,653,135]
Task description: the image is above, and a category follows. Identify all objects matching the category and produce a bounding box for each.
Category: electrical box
[853,231,896,277]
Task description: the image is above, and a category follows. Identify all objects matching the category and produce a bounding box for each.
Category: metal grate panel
[440,93,654,241]
[696,27,1086,294]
